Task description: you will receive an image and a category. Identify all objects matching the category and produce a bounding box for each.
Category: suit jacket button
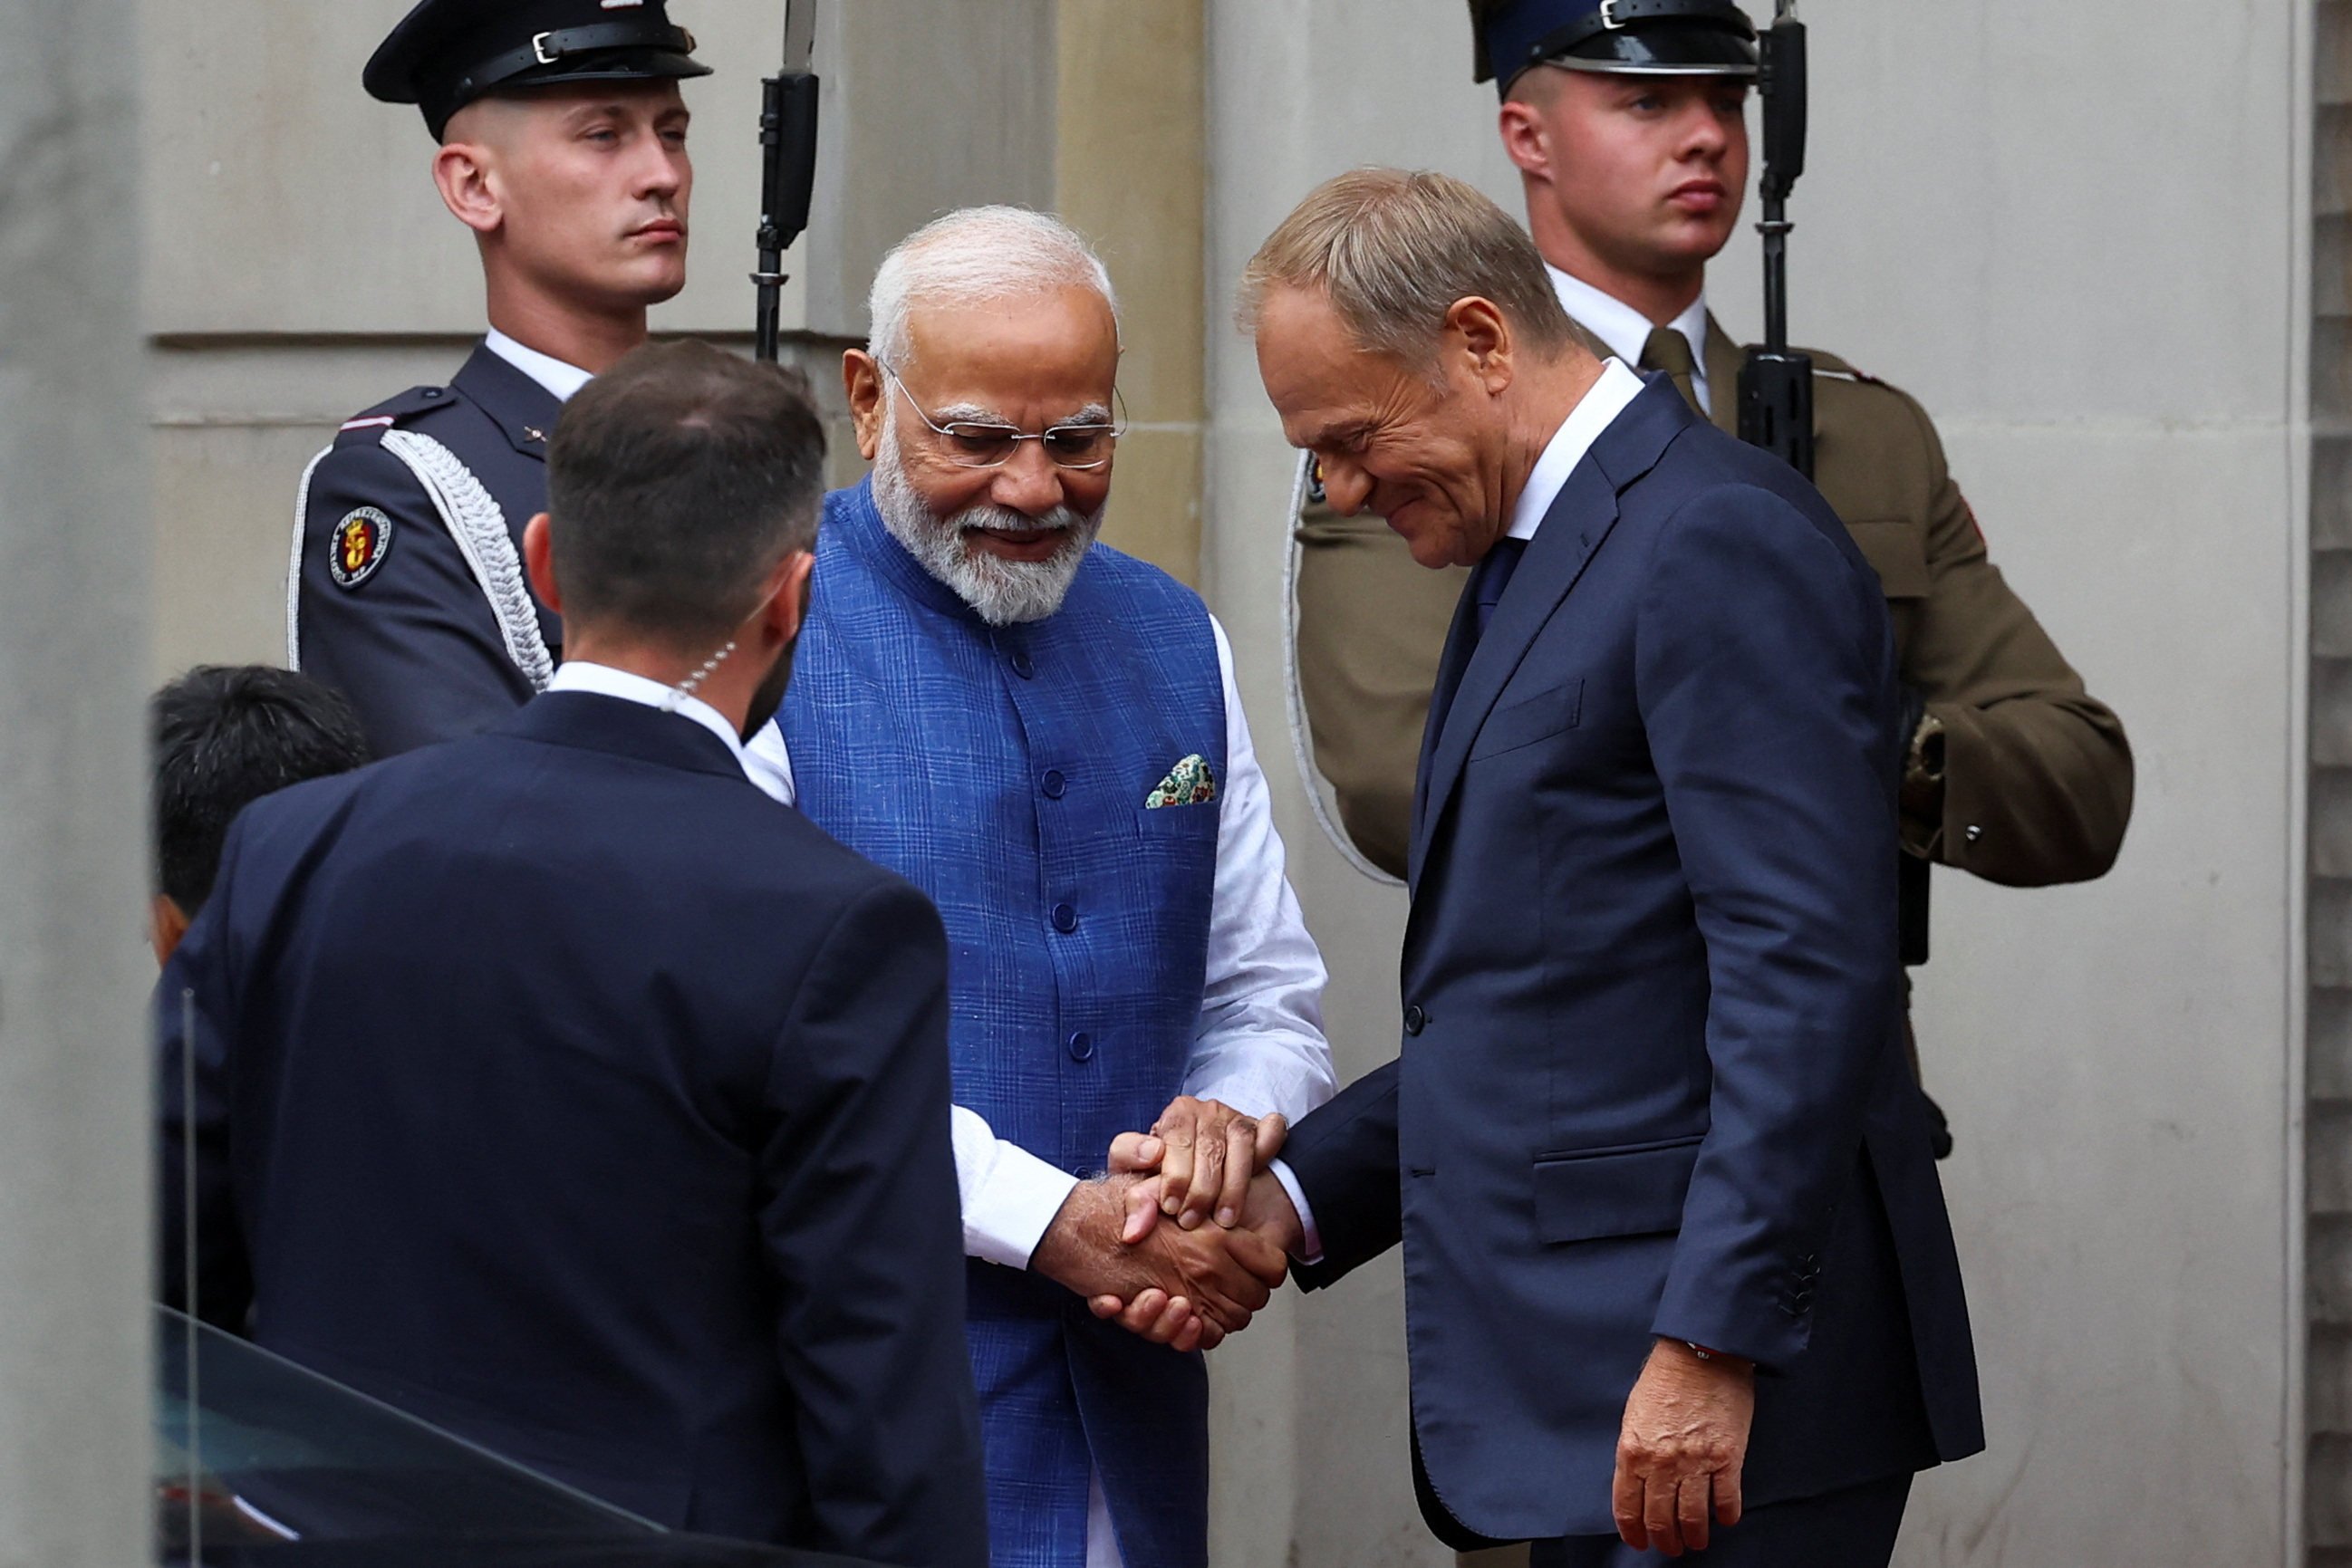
[1403,1005,1426,1035]
[1051,902,1078,934]
[1010,650,1036,680]
[1067,1031,1095,1063]
[1041,769,1066,800]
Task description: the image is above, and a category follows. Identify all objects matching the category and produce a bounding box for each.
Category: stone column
[0,0,153,1561]
[1054,0,1209,585]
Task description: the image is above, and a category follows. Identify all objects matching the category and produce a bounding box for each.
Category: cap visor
[1554,27,1758,75]
[498,49,714,91]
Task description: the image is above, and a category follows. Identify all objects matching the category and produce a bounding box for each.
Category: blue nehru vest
[782,479,1227,1568]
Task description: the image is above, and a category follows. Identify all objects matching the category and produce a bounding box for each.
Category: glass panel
[155,1304,656,1555]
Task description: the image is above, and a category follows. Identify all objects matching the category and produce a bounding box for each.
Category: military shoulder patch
[328,507,394,590]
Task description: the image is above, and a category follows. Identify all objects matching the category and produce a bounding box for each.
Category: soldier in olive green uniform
[1293,0,2132,1150]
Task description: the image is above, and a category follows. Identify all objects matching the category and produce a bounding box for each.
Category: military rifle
[1737,0,1811,477]
[752,0,821,362]
[1736,2,1929,966]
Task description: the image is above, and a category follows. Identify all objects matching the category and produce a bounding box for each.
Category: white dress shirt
[484,329,596,404]
[1268,359,1645,1264]
[546,659,763,765]
[1547,265,1712,417]
[747,614,1335,1268]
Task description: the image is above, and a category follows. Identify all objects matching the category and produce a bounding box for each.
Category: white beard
[871,419,1104,627]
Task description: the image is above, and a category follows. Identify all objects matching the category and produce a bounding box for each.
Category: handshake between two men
[1030,1096,1306,1352]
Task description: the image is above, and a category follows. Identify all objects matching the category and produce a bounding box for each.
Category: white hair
[867,206,1120,368]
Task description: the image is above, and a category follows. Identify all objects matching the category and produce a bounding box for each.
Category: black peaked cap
[365,0,711,139]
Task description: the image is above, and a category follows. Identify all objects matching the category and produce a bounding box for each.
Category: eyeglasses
[876,359,1124,471]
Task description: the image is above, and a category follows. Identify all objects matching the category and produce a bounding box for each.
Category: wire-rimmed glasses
[876,358,1125,471]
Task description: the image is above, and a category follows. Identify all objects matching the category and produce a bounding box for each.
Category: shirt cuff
[956,1109,1081,1270]
[1179,1072,1282,1124]
[1268,1158,1324,1265]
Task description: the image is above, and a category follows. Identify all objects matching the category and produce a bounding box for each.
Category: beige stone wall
[1,1,155,1558]
[1056,0,1208,585]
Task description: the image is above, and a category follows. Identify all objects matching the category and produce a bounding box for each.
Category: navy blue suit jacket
[159,692,988,1567]
[1280,380,1984,1544]
[294,343,563,757]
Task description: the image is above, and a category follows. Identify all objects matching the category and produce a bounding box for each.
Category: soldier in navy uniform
[290,0,709,756]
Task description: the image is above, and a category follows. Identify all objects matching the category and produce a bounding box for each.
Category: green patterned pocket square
[1145,754,1218,808]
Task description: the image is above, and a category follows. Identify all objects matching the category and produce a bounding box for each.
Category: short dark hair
[545,341,827,647]
[151,666,371,913]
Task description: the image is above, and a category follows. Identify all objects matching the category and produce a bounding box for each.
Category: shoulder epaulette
[1807,353,1894,390]
[332,383,463,444]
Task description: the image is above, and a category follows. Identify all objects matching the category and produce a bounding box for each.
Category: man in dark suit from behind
[159,341,989,1567]
[1231,170,1983,1565]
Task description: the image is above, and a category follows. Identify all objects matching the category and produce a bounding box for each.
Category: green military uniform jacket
[1292,314,2134,888]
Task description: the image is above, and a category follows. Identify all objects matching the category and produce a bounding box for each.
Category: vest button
[1067,1031,1095,1063]
[1041,769,1066,800]
[1010,649,1036,679]
[1051,902,1078,933]
[1403,1004,1426,1035]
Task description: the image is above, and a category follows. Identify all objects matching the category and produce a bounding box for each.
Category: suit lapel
[1408,581,1482,889]
[1411,464,1619,868]
[1409,380,1701,876]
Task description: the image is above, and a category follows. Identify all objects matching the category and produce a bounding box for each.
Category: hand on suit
[1612,1338,1755,1556]
[1029,1173,1287,1352]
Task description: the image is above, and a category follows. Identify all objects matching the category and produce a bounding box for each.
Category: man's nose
[1321,457,1373,517]
[1677,102,1730,159]
[634,137,685,199]
[988,441,1068,517]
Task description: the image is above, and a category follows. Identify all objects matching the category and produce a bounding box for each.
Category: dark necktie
[1639,324,1701,413]
[1470,536,1529,648]
[1425,535,1528,758]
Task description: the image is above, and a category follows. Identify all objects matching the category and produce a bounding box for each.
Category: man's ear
[149,894,190,968]
[843,350,886,462]
[432,138,503,237]
[1443,295,1516,395]
[1498,100,1555,184]
[760,550,816,647]
[523,513,564,612]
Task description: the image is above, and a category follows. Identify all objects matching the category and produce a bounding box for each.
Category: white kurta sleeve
[955,1103,1081,1269]
[1179,618,1335,1124]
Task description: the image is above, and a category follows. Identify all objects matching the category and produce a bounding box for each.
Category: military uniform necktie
[1639,325,1701,414]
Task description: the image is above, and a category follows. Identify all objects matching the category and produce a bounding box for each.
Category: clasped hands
[1029,1095,1303,1352]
